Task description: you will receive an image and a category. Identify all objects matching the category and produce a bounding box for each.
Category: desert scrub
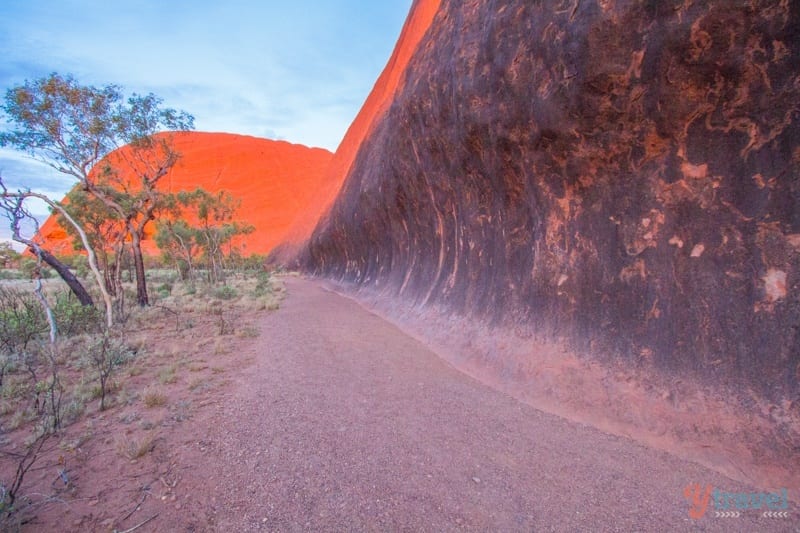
[0,286,48,355]
[156,282,173,299]
[116,432,156,459]
[253,271,272,297]
[236,325,260,338]
[158,365,178,384]
[52,291,102,336]
[188,377,208,392]
[60,398,86,425]
[81,333,135,410]
[212,284,237,301]
[142,386,167,408]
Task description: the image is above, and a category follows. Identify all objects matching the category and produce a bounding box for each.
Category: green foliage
[0,73,194,170]
[1,72,196,309]
[229,252,267,274]
[58,188,124,261]
[82,333,134,410]
[155,188,255,283]
[0,269,23,280]
[156,282,173,299]
[0,287,48,356]
[253,271,272,297]
[0,287,102,360]
[212,285,237,301]
[70,255,89,279]
[19,257,53,279]
[0,242,21,269]
[53,292,102,337]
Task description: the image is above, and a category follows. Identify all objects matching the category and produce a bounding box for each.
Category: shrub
[0,287,48,356]
[253,271,272,297]
[53,291,102,337]
[82,334,135,410]
[18,258,52,279]
[212,285,237,300]
[0,269,22,280]
[156,282,173,299]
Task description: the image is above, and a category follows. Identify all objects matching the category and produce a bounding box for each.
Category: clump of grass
[61,399,86,425]
[2,376,30,401]
[156,282,173,299]
[59,430,93,453]
[7,407,35,430]
[0,401,14,416]
[158,365,178,385]
[116,432,155,460]
[170,400,192,422]
[142,386,167,408]
[188,377,207,392]
[212,339,228,356]
[236,326,260,339]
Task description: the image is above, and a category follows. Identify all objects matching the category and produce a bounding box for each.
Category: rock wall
[305,0,800,401]
[272,0,442,261]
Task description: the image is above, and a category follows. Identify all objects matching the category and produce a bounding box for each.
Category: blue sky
[0,0,411,243]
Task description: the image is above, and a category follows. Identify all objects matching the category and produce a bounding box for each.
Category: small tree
[154,218,200,280]
[0,182,100,309]
[155,188,253,283]
[0,73,194,308]
[57,187,127,298]
[0,242,20,269]
[84,333,132,410]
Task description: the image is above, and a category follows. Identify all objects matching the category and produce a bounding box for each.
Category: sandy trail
[157,277,795,532]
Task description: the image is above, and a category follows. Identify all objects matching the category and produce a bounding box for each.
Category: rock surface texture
[299,0,800,489]
[306,0,800,405]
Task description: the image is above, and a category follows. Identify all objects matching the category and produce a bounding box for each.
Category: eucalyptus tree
[0,73,194,307]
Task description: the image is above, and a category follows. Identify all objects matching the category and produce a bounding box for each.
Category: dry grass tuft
[116,432,156,459]
[236,325,260,338]
[188,377,207,392]
[142,386,168,408]
[159,365,178,384]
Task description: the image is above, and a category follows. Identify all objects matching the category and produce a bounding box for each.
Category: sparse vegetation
[142,386,168,408]
[115,432,156,460]
[0,267,284,526]
[0,72,284,528]
[83,333,134,410]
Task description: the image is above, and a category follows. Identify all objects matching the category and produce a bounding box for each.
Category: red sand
[38,132,333,256]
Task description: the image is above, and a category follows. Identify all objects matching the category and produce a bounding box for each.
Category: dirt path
[154,277,795,532]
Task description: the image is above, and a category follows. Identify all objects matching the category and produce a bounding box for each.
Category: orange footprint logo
[683,483,713,519]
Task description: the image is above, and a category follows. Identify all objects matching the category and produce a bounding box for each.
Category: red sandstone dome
[37,131,333,256]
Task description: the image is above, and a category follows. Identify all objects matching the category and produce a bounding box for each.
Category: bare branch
[0,179,114,328]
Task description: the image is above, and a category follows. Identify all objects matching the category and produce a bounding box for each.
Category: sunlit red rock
[303,0,800,427]
[286,0,800,490]
[39,131,333,256]
[271,0,442,261]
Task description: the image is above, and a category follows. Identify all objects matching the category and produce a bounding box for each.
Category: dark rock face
[306,0,800,400]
